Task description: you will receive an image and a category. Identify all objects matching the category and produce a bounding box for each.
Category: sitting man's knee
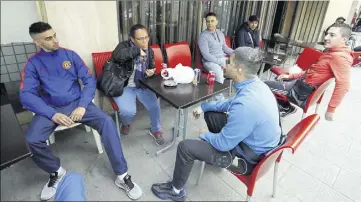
[102,114,114,123]
[119,108,136,117]
[178,139,192,151]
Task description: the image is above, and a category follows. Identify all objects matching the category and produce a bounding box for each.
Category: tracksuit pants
[25,100,128,175]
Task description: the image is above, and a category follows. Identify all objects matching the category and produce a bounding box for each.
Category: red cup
[207,71,216,85]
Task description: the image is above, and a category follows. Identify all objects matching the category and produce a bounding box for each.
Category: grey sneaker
[148,130,165,145]
[115,174,142,200]
[40,168,66,201]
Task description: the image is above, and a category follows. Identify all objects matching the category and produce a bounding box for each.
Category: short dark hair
[205,12,217,19]
[249,15,259,22]
[29,22,52,36]
[129,24,148,38]
[329,23,352,38]
[336,16,346,22]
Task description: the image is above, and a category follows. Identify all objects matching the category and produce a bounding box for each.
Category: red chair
[91,52,121,135]
[274,78,334,119]
[196,114,320,201]
[150,44,164,75]
[232,114,320,201]
[164,41,192,68]
[352,51,361,67]
[225,36,232,48]
[270,47,323,77]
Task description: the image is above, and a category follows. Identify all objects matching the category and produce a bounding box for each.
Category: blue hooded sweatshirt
[20,48,96,120]
[200,77,281,163]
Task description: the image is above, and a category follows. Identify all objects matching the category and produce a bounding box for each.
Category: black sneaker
[151,182,186,201]
[280,105,297,117]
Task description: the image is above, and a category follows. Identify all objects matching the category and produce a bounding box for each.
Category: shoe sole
[115,180,142,200]
[148,131,165,146]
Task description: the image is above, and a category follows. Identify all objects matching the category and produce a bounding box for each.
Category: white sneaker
[115,174,143,200]
[40,167,66,201]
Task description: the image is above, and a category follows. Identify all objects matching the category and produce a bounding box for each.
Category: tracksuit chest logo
[62,61,72,69]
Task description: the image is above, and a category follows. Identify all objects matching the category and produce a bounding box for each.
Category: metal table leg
[182,108,188,140]
[156,108,181,156]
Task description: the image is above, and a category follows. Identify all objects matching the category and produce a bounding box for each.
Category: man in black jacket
[235,15,261,48]
[111,24,164,145]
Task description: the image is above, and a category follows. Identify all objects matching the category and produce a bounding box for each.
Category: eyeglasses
[134,36,149,42]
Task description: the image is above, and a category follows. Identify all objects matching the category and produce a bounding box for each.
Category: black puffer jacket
[110,40,155,88]
[235,22,260,48]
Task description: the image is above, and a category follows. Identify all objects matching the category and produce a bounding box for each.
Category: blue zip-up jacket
[200,78,281,162]
[20,48,96,120]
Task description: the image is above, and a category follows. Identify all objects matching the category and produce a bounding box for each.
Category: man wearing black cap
[235,15,261,48]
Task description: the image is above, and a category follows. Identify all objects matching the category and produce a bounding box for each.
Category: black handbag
[98,61,132,97]
[286,78,316,109]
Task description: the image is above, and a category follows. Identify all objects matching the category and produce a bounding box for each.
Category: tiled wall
[0,43,40,83]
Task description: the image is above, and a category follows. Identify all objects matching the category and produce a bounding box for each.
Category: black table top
[140,75,230,109]
[262,52,288,66]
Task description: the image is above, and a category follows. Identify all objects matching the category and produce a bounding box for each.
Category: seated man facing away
[111,24,164,145]
[151,47,281,201]
[198,12,234,85]
[265,23,353,121]
[20,22,142,201]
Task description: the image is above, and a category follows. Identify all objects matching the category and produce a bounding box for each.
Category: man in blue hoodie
[151,47,281,201]
[20,22,142,201]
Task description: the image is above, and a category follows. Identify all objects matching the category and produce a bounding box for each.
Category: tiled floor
[1,60,361,201]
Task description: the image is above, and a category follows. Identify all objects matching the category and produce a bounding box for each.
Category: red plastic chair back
[303,78,334,113]
[164,41,192,68]
[91,52,112,80]
[150,44,164,75]
[232,114,320,197]
[296,47,323,71]
[352,51,361,66]
[225,36,232,48]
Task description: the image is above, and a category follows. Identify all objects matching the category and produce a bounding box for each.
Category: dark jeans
[264,80,297,110]
[171,111,254,189]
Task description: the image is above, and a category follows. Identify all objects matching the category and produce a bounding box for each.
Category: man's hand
[276,74,291,81]
[325,112,335,121]
[193,106,204,119]
[69,107,86,122]
[52,113,74,127]
[145,69,155,77]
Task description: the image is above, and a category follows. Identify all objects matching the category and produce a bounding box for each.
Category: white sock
[172,186,181,194]
[56,166,66,175]
[117,172,128,181]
